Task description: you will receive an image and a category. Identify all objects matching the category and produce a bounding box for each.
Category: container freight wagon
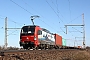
[62,38,66,46]
[62,38,66,48]
[54,34,62,49]
[54,34,62,46]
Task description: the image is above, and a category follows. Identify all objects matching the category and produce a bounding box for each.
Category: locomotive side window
[38,30,42,35]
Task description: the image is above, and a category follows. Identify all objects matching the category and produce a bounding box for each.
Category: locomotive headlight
[34,36,37,40]
[27,37,29,39]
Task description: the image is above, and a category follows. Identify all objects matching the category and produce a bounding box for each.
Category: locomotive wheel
[23,45,28,49]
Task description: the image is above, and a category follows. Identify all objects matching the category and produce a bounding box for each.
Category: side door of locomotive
[38,30,42,40]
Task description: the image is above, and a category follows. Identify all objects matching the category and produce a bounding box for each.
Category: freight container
[62,38,66,46]
[54,34,62,46]
[78,46,82,49]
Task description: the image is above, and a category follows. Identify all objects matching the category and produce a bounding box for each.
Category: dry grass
[0,46,19,50]
[0,46,90,60]
[72,50,90,60]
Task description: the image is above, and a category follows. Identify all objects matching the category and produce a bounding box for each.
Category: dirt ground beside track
[0,49,90,60]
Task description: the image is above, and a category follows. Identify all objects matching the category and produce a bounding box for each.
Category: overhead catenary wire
[0,15,21,26]
[22,0,65,33]
[21,0,51,22]
[60,27,65,33]
[46,0,64,24]
[7,30,18,36]
[67,14,82,24]
[38,18,59,32]
[51,0,59,13]
[0,14,26,26]
[10,0,61,34]
[10,0,74,37]
[67,26,83,39]
[68,31,75,37]
[46,0,84,46]
[21,0,39,14]
[10,0,33,15]
[46,0,66,34]
[51,0,64,18]
[72,27,82,33]
[51,0,81,37]
[56,0,59,13]
[21,0,65,34]
[10,0,75,37]
[8,18,26,26]
[0,16,25,29]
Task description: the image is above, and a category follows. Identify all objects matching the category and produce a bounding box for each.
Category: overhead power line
[10,0,33,15]
[8,18,25,26]
[46,0,66,34]
[46,0,64,24]
[21,0,63,33]
[51,0,64,19]
[60,27,65,33]
[22,0,38,13]
[0,14,26,26]
[72,27,82,33]
[51,0,59,13]
[7,30,18,36]
[39,19,58,32]
[11,0,55,31]
[10,0,65,34]
[67,14,82,24]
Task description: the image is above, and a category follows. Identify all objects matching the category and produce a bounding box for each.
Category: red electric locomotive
[20,25,41,49]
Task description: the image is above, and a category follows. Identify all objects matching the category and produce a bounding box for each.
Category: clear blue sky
[0,0,90,47]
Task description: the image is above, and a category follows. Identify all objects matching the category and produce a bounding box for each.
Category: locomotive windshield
[21,26,35,35]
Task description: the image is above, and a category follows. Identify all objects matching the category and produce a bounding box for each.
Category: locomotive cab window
[21,26,35,35]
[38,30,42,35]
